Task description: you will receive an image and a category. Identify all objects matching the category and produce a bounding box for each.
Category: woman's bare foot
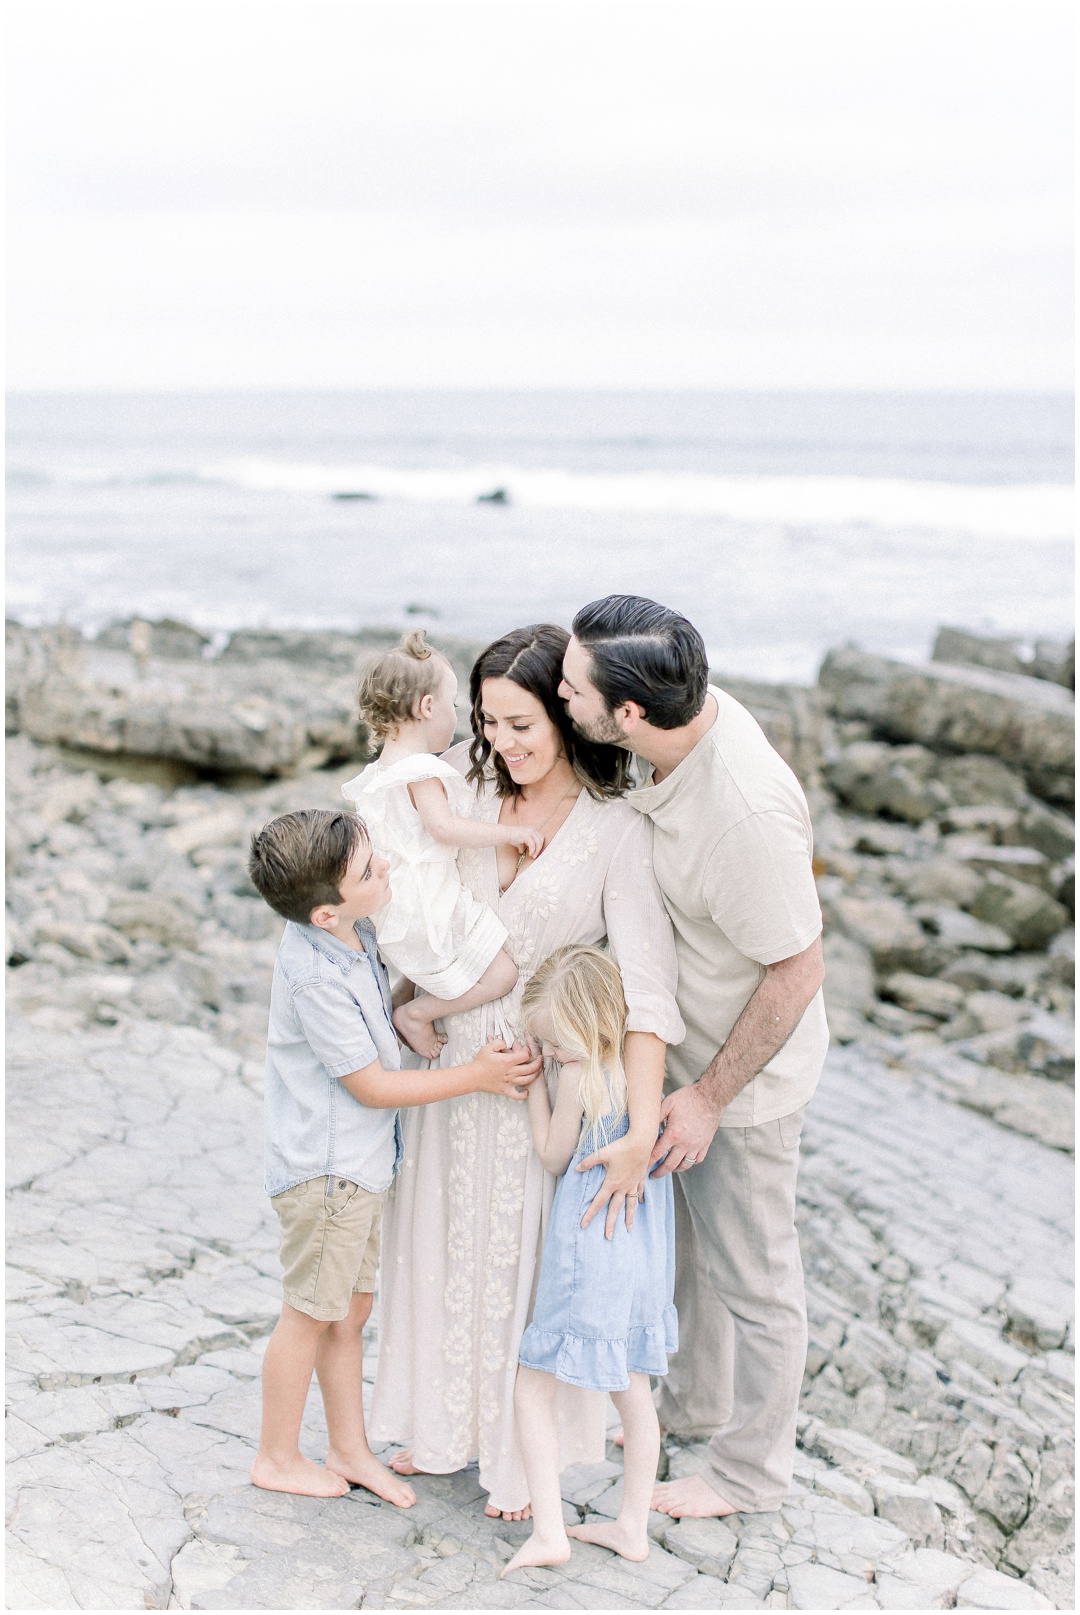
[500,1531,570,1576]
[651,1473,738,1518]
[392,1001,447,1061]
[486,1501,533,1522]
[327,1448,416,1507]
[387,1447,428,1477]
[567,1519,649,1561]
[249,1453,349,1497]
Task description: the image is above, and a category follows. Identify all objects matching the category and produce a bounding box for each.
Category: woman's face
[479,677,566,787]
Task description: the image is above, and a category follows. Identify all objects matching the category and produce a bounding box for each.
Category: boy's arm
[409,778,543,857]
[533,1062,586,1175]
[339,1039,541,1109]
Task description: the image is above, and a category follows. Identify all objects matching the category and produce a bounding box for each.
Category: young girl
[503,945,677,1576]
[342,631,542,1059]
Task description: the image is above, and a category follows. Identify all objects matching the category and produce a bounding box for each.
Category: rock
[851,820,919,856]
[1017,802,1075,862]
[1005,1278,1073,1352]
[811,1467,875,1515]
[935,754,1032,809]
[165,808,246,857]
[913,905,1014,952]
[825,895,930,971]
[874,1546,974,1609]
[801,1423,918,1483]
[956,1012,1074,1083]
[933,626,1035,679]
[824,933,877,1020]
[1031,637,1075,689]
[969,874,1070,950]
[955,844,1053,891]
[827,741,950,822]
[974,1446,1035,1533]
[818,648,1074,804]
[935,1319,1030,1385]
[955,1565,1054,1608]
[785,1561,876,1609]
[883,971,965,1019]
[940,952,1049,996]
[954,991,1031,1035]
[890,857,985,907]
[559,1460,624,1507]
[867,1475,945,1548]
[662,1517,739,1577]
[96,616,211,659]
[940,803,1022,840]
[1023,1551,1076,1609]
[106,892,200,950]
[1004,1476,1075,1574]
[659,1573,767,1607]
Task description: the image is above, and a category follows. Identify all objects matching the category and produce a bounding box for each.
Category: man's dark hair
[571,595,709,730]
[248,809,368,924]
[467,622,631,798]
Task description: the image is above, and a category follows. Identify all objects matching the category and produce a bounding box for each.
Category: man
[559,594,827,1521]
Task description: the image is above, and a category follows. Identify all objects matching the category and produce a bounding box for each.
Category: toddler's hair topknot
[521,944,629,1138]
[357,629,450,742]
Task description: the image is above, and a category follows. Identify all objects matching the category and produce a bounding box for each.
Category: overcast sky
[7,1,1073,391]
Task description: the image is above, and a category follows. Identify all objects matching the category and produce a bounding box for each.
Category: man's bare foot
[249,1453,349,1497]
[500,1531,570,1576]
[567,1519,649,1561]
[486,1500,533,1521]
[393,1001,447,1061]
[651,1473,738,1518]
[327,1448,416,1507]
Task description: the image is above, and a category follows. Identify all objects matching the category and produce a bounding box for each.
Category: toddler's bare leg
[320,1292,415,1508]
[250,1303,349,1497]
[394,950,518,1059]
[568,1373,656,1560]
[500,1368,571,1575]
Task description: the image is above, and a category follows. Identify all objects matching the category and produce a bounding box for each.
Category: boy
[247,808,541,1505]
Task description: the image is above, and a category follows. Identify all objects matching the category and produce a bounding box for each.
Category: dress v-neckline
[497,788,585,895]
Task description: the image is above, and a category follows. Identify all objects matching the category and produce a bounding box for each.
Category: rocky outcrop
[819,648,1074,804]
[933,627,1075,691]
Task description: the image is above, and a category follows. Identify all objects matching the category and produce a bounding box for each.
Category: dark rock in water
[476,487,509,504]
[404,603,440,618]
[94,618,210,660]
[331,490,376,501]
[819,648,1074,804]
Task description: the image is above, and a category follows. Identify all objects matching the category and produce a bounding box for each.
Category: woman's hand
[577,1130,654,1238]
[649,1083,723,1177]
[471,1038,543,1099]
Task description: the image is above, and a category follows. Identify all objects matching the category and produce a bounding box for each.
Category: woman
[368,624,684,1518]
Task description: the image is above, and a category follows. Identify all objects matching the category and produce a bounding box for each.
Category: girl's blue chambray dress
[518,1104,678,1393]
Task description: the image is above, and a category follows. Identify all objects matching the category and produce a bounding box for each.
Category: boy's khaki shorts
[272,1175,384,1322]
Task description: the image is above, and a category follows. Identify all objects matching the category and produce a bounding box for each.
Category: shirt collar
[626,695,722,812]
[297,918,375,973]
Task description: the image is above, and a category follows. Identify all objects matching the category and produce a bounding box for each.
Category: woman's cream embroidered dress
[368,766,683,1512]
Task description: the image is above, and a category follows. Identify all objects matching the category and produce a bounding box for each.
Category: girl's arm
[409,777,543,857]
[527,1061,586,1176]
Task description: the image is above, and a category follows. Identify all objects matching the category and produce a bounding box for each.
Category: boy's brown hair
[248,809,368,924]
[357,629,450,742]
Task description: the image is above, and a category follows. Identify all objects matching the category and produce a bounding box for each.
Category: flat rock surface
[6,1011,1073,1609]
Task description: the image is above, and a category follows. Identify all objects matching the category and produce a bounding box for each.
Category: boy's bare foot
[567,1519,649,1561]
[486,1501,532,1521]
[393,1001,447,1061]
[651,1473,738,1518]
[327,1448,416,1507]
[500,1531,570,1576]
[249,1454,349,1497]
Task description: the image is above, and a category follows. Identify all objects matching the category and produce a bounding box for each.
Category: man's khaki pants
[655,1106,807,1513]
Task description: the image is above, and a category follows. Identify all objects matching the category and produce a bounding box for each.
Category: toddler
[343,630,541,1059]
[503,945,678,1576]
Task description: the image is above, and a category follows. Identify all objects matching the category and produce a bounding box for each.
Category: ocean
[6,390,1073,683]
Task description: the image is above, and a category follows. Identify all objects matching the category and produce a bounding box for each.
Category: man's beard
[570,708,627,746]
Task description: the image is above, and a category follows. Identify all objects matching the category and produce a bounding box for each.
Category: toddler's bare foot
[388,1447,428,1477]
[500,1530,570,1576]
[393,1001,447,1061]
[249,1453,349,1497]
[610,1421,665,1448]
[327,1448,416,1507]
[567,1519,649,1561]
[486,1501,532,1521]
[651,1473,738,1518]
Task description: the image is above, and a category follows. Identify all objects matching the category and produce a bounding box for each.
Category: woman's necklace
[510,784,580,872]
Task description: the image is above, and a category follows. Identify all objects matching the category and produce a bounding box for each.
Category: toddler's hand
[473,1038,543,1098]
[505,826,545,860]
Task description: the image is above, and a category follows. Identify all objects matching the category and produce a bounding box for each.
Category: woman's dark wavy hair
[467,623,631,799]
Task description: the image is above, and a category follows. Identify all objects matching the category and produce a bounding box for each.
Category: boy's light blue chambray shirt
[264,917,404,1198]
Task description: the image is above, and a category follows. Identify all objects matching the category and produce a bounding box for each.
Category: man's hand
[472,1039,542,1099]
[649,1083,723,1177]
[577,1130,654,1238]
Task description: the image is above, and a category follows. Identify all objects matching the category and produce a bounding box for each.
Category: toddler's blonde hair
[357,629,451,741]
[521,944,628,1137]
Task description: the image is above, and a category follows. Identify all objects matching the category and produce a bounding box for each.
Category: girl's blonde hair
[521,944,628,1137]
[357,629,451,741]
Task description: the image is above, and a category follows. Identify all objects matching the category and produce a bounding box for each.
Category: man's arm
[340,1039,541,1109]
[576,1029,667,1238]
[650,935,824,1177]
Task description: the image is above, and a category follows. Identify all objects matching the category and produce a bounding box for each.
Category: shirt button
[338,1180,348,1189]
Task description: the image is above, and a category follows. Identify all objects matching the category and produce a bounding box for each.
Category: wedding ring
[683,1154,697,1166]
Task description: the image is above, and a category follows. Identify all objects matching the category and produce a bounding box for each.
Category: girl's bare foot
[651,1473,738,1518]
[500,1531,570,1576]
[610,1421,665,1448]
[392,1001,447,1061]
[249,1454,349,1497]
[486,1501,533,1522]
[327,1448,416,1507]
[567,1519,649,1561]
